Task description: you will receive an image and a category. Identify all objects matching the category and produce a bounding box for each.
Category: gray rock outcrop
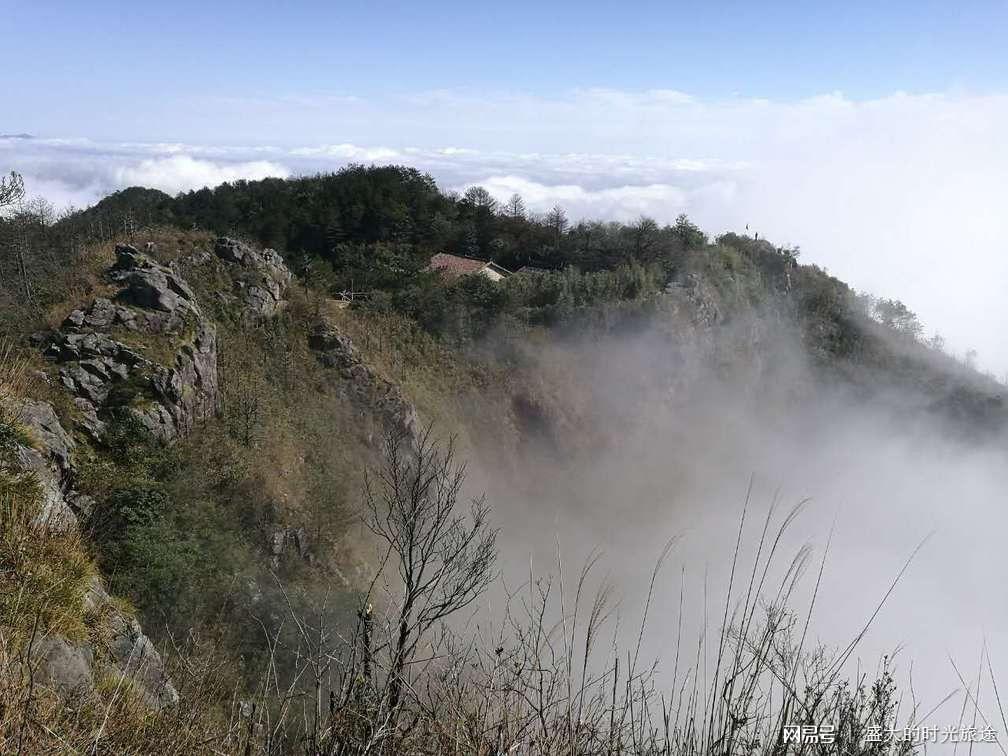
[30,636,95,698]
[12,441,78,532]
[19,399,75,479]
[85,577,179,708]
[12,237,293,711]
[268,525,312,570]
[214,237,292,320]
[109,245,199,317]
[5,403,177,706]
[140,322,218,438]
[41,244,218,441]
[309,323,421,446]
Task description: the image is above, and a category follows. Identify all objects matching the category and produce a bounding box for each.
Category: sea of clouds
[3,88,1007,373]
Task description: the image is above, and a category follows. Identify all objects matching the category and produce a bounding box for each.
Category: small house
[427,253,512,283]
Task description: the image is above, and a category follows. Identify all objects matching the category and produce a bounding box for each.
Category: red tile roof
[427,253,493,281]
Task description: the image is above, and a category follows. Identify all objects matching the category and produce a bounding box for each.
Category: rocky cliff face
[10,398,180,708]
[8,237,293,709]
[308,322,421,448]
[40,244,219,441]
[212,237,292,320]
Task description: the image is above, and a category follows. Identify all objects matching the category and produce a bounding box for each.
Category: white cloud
[290,143,399,161]
[113,155,289,194]
[3,137,293,206]
[465,175,689,222]
[5,87,1008,372]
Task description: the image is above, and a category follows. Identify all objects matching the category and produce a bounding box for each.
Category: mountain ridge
[0,167,1004,751]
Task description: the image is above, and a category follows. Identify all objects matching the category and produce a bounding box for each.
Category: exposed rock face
[19,399,75,478]
[676,273,722,329]
[46,332,149,406]
[41,245,218,441]
[63,295,188,336]
[24,576,181,708]
[110,245,199,318]
[14,238,292,711]
[309,323,421,446]
[268,525,312,570]
[38,234,290,450]
[31,636,95,698]
[12,441,78,531]
[140,322,218,438]
[7,404,176,706]
[60,246,199,337]
[84,577,179,708]
[214,237,292,320]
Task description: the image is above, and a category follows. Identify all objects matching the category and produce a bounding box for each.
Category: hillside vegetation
[0,166,1003,753]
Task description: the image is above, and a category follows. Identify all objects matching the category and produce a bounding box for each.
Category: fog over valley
[471,321,1008,721]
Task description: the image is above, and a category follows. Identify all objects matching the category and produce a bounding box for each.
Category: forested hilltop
[5,166,1004,434]
[0,165,1004,753]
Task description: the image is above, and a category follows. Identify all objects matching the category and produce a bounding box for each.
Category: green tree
[673,213,707,248]
[873,298,922,338]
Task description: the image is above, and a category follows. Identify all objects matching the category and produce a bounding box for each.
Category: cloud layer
[3,88,1007,372]
[114,155,289,195]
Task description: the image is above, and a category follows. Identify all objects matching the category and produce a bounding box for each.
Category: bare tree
[0,172,24,209]
[546,204,568,249]
[504,193,526,219]
[363,426,498,719]
[1,178,43,303]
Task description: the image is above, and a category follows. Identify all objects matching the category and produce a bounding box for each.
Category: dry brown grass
[0,621,243,755]
[188,434,926,756]
[0,340,30,417]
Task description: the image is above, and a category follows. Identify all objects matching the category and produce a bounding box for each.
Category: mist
[464,312,1008,737]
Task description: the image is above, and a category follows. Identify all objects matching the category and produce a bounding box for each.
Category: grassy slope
[0,222,1004,751]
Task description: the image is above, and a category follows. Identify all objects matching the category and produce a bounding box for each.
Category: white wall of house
[479,267,506,282]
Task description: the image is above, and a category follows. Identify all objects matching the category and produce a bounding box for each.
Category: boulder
[109,245,198,316]
[214,237,292,319]
[11,443,77,532]
[19,399,75,478]
[31,636,95,698]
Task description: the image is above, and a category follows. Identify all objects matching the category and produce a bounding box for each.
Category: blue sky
[7,0,1008,139]
[4,1,1008,373]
